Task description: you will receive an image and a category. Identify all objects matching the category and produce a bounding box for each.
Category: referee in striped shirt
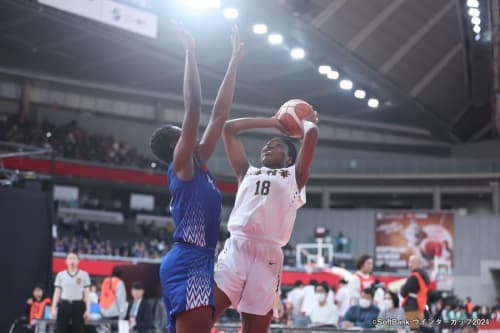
[50,252,91,333]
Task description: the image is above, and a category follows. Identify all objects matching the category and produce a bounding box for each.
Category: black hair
[316,282,329,293]
[131,281,144,290]
[271,137,297,166]
[111,267,122,278]
[309,279,318,286]
[356,254,372,270]
[149,125,181,164]
[293,280,303,287]
[362,287,375,298]
[386,290,399,308]
[340,278,348,285]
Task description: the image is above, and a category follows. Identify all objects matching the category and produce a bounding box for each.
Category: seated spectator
[376,291,407,330]
[341,288,380,329]
[126,282,153,333]
[308,282,339,326]
[26,285,51,327]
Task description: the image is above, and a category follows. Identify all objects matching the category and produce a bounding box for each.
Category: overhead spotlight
[471,17,481,25]
[151,162,157,168]
[473,24,481,33]
[468,8,480,17]
[46,132,52,138]
[327,70,339,80]
[290,48,305,59]
[339,79,353,90]
[354,89,366,99]
[183,0,220,9]
[368,98,379,108]
[467,0,479,7]
[253,24,267,34]
[318,65,331,74]
[268,33,283,45]
[474,34,481,41]
[223,8,239,19]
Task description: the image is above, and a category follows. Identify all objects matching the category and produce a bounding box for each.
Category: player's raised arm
[295,112,318,190]
[223,117,288,181]
[171,22,202,179]
[198,25,244,161]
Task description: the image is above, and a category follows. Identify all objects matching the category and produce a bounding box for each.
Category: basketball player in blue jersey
[212,114,318,332]
[149,23,243,333]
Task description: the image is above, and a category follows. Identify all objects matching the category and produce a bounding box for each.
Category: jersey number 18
[254,180,271,195]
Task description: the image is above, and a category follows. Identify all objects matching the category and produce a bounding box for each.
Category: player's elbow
[223,120,238,136]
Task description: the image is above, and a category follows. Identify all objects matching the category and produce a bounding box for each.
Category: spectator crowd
[1,113,157,169]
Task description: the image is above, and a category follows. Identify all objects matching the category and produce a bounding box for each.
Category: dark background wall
[0,186,53,333]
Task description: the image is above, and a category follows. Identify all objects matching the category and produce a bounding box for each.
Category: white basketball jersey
[227,164,306,246]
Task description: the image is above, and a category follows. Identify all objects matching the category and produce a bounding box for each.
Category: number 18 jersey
[227,164,306,247]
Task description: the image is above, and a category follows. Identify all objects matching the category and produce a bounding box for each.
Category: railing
[3,141,500,177]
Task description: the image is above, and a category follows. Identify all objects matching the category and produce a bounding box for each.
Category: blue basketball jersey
[167,161,222,250]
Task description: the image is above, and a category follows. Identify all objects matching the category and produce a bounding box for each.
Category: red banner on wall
[1,156,238,193]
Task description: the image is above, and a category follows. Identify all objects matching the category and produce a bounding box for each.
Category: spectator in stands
[478,306,491,320]
[347,254,375,306]
[376,290,407,330]
[286,280,307,327]
[300,279,318,322]
[126,282,152,333]
[335,278,350,320]
[494,298,500,311]
[465,297,474,317]
[400,255,430,331]
[335,231,350,253]
[341,288,380,329]
[26,285,51,327]
[100,267,127,320]
[372,280,386,312]
[308,282,339,326]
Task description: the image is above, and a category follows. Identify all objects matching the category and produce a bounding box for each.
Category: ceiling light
[467,0,479,8]
[46,132,52,138]
[339,79,353,90]
[473,25,481,33]
[183,0,220,9]
[151,162,157,168]
[268,33,283,45]
[290,48,305,59]
[471,16,481,25]
[368,98,379,108]
[468,8,480,17]
[354,89,366,99]
[327,71,339,80]
[318,65,331,74]
[474,34,481,41]
[223,8,239,19]
[252,24,267,34]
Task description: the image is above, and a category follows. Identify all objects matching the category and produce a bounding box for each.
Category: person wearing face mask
[307,283,339,327]
[341,288,380,329]
[375,291,407,330]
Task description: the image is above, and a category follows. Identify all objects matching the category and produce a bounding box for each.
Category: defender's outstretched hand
[172,21,195,52]
[231,25,244,61]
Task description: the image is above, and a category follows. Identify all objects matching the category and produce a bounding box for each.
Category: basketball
[275,99,314,138]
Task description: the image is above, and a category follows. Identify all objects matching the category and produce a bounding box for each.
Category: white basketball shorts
[214,236,283,316]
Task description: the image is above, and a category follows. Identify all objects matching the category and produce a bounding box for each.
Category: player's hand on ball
[304,110,318,124]
[272,117,292,136]
[231,25,244,61]
[172,21,195,52]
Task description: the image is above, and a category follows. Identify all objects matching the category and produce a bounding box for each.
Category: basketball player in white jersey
[213,114,318,333]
